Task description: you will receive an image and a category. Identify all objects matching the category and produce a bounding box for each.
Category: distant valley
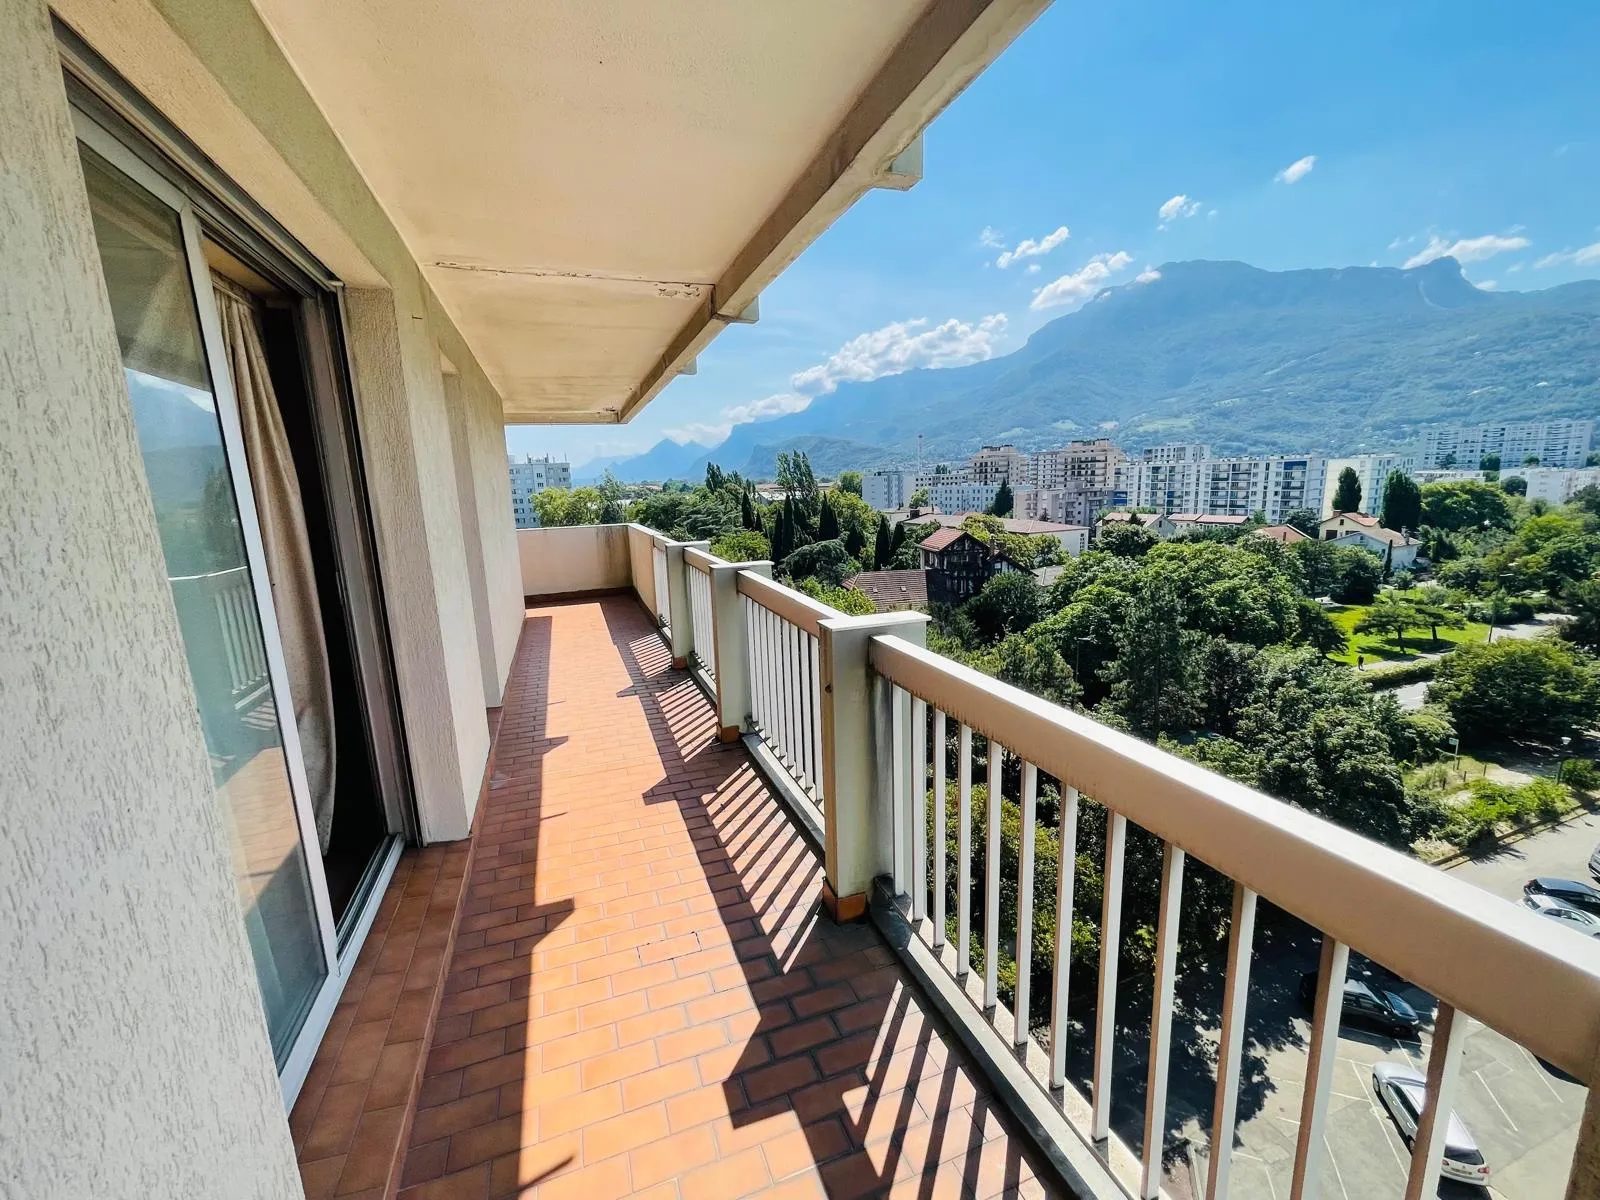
[584,257,1600,482]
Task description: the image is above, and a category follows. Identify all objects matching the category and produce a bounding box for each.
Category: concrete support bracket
[709,560,771,742]
[818,610,930,922]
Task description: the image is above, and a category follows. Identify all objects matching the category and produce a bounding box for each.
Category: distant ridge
[600,257,1600,480]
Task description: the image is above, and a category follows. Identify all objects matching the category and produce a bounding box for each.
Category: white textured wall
[0,3,303,1195]
[442,369,500,707]
[456,363,524,697]
[519,526,632,597]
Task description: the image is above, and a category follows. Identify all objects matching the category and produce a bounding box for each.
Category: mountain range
[592,257,1600,482]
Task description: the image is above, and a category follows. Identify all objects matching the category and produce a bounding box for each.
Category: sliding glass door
[76,124,341,1086]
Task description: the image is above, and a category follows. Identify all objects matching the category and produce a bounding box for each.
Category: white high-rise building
[1321,454,1415,519]
[863,465,996,513]
[1418,419,1594,470]
[1512,466,1600,506]
[968,444,1031,487]
[1192,455,1326,523]
[507,454,571,528]
[862,469,920,510]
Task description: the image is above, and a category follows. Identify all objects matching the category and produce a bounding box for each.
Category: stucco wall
[519,526,633,597]
[458,367,525,695]
[51,0,527,838]
[0,4,303,1195]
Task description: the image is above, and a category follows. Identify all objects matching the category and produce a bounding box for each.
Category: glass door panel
[79,145,329,1066]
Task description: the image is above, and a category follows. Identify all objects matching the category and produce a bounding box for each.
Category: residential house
[1319,512,1382,539]
[909,512,1088,557]
[843,568,939,611]
[1332,526,1423,570]
[917,527,1021,601]
[1253,523,1310,545]
[1152,512,1251,538]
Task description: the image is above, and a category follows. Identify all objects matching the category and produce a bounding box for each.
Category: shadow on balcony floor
[396,594,1053,1200]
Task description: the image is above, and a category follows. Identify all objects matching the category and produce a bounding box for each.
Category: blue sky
[507,0,1600,469]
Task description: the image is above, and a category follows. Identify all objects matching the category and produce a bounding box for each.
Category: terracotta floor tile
[381,598,1054,1200]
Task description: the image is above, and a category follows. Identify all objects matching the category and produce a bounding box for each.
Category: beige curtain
[212,275,337,854]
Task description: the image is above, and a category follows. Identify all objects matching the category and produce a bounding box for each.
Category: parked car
[1297,973,1422,1038]
[1589,842,1600,881]
[1524,892,1600,936]
[1524,877,1600,916]
[1372,1062,1492,1187]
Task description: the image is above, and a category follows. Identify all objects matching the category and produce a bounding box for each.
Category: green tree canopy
[1282,507,1321,537]
[1428,637,1600,744]
[989,480,1014,517]
[1105,576,1204,735]
[532,486,603,527]
[710,529,770,563]
[837,469,863,496]
[781,538,859,588]
[1380,470,1422,532]
[962,571,1043,645]
[1420,479,1515,532]
[1332,467,1363,513]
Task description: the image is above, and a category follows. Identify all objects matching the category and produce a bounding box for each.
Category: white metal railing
[170,566,269,705]
[869,634,1600,1200]
[737,570,832,813]
[610,520,1600,1198]
[684,548,717,688]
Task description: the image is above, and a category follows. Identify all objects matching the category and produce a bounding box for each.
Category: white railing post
[709,560,770,742]
[817,611,929,921]
[664,539,707,668]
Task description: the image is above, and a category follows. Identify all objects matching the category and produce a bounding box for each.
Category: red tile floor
[394,595,1054,1199]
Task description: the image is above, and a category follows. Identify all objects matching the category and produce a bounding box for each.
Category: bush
[1428,637,1600,745]
[709,529,770,562]
[1364,657,1438,689]
[1563,758,1600,793]
[1442,776,1575,846]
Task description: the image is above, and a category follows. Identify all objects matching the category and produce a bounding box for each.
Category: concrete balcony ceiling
[246,0,1048,423]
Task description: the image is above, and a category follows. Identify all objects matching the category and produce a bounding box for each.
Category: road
[1181,814,1596,1199]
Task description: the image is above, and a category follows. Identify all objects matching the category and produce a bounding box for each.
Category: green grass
[1326,602,1491,665]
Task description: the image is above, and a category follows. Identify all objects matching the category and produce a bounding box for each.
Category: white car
[1373,1062,1491,1187]
[1524,892,1600,936]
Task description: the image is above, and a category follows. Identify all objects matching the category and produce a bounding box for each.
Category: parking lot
[1204,815,1596,1199]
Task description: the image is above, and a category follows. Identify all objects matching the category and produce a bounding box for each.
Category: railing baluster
[780,617,794,768]
[1206,884,1257,1200]
[891,685,908,895]
[910,697,928,921]
[957,722,973,978]
[932,708,947,948]
[1291,937,1350,1200]
[796,625,811,787]
[1140,842,1186,1200]
[1014,762,1038,1045]
[809,632,824,804]
[1049,785,1079,1087]
[1403,1001,1469,1200]
[984,739,1003,1011]
[1092,810,1126,1142]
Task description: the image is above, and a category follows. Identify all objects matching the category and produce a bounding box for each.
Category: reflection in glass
[80,147,326,1065]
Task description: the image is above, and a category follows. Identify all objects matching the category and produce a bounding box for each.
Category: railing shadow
[599,595,1039,1198]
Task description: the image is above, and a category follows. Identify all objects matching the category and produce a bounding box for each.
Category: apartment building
[863,466,998,514]
[1516,466,1600,505]
[1419,419,1595,470]
[968,443,1031,486]
[1321,453,1416,518]
[506,453,571,529]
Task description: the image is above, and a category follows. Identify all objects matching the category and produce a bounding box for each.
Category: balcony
[300,523,1600,1200]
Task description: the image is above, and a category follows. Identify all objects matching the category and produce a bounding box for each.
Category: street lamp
[1559,735,1573,783]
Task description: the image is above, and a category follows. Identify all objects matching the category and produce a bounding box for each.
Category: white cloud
[1275,155,1317,184]
[792,313,1008,395]
[1403,233,1530,269]
[1031,251,1134,311]
[666,312,1009,444]
[1026,263,1041,274]
[1157,194,1201,225]
[1135,266,1162,284]
[1506,261,1525,273]
[1476,279,1499,291]
[979,226,1005,249]
[996,225,1070,268]
[1534,241,1600,269]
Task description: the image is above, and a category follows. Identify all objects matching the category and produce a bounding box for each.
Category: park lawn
[1325,603,1491,665]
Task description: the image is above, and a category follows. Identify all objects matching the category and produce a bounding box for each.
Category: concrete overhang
[245,0,1050,424]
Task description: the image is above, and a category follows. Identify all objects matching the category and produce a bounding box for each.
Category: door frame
[69,85,409,1109]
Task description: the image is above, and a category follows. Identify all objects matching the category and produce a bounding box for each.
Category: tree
[1412,600,1466,646]
[890,518,908,555]
[597,470,625,523]
[963,572,1042,645]
[1588,452,1600,468]
[843,522,866,563]
[710,529,770,562]
[794,577,875,615]
[1501,475,1528,496]
[740,489,760,531]
[1524,455,1541,466]
[533,486,603,527]
[908,487,931,511]
[1421,480,1515,531]
[1480,453,1501,471]
[1329,546,1383,604]
[873,515,892,568]
[838,469,863,496]
[817,494,840,541]
[1563,581,1600,652]
[1332,467,1363,514]
[1283,507,1321,537]
[1355,595,1425,651]
[1429,638,1599,744]
[989,480,1014,517]
[781,538,858,588]
[1295,597,1348,656]
[1097,522,1159,558]
[1379,470,1422,532]
[1106,577,1203,735]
